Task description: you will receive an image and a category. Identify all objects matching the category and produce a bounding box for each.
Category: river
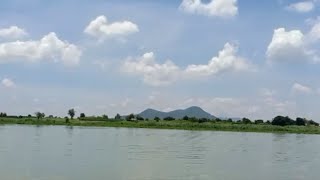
[0,125,319,180]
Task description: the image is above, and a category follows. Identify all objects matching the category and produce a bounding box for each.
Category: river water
[0,125,319,180]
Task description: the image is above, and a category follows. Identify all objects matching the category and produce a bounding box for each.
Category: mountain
[138,106,216,119]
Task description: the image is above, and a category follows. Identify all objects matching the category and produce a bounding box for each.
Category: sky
[0,0,320,120]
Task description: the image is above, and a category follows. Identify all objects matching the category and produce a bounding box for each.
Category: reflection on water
[0,125,320,180]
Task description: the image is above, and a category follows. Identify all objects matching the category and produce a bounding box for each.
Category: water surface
[0,125,319,180]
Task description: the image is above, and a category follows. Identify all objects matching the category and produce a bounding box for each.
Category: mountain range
[138,106,216,119]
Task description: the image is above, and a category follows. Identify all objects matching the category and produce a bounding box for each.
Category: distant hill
[138,106,216,119]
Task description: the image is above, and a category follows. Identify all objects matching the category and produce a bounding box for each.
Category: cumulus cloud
[266,28,317,63]
[292,83,313,94]
[84,15,139,40]
[122,43,252,86]
[179,0,238,18]
[0,32,82,66]
[308,19,320,42]
[1,78,15,88]
[185,43,252,77]
[122,52,181,86]
[0,26,28,39]
[286,1,314,13]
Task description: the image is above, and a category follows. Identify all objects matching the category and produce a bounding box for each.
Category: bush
[272,116,295,126]
[65,116,69,123]
[164,117,175,121]
[296,117,306,126]
[309,120,319,126]
[102,114,109,120]
[215,118,222,122]
[0,112,7,117]
[154,117,160,122]
[126,114,135,121]
[137,116,144,121]
[242,118,252,124]
[80,113,86,118]
[255,120,264,124]
[198,118,209,123]
[115,114,121,120]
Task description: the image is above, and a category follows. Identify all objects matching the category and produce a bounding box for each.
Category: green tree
[0,112,7,117]
[65,116,70,123]
[68,109,76,119]
[183,116,189,121]
[115,114,121,120]
[35,112,45,120]
[255,120,264,124]
[164,116,175,121]
[154,117,160,122]
[308,120,319,126]
[137,116,144,121]
[296,117,306,126]
[242,118,252,124]
[102,114,109,120]
[80,113,86,118]
[272,116,295,126]
[126,114,135,121]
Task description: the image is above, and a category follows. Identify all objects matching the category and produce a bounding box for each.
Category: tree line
[0,110,319,127]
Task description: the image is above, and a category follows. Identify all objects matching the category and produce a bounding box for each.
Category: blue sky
[0,0,320,120]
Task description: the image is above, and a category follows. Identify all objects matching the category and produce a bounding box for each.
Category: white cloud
[308,19,320,42]
[1,78,15,88]
[292,83,313,94]
[286,1,314,13]
[122,43,252,86]
[84,15,139,40]
[122,52,181,86]
[185,43,252,77]
[0,26,28,39]
[0,32,82,66]
[179,0,238,18]
[266,28,316,63]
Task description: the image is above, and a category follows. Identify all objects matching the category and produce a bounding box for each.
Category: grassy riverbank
[1,117,320,134]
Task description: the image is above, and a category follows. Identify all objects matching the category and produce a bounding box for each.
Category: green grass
[1,117,320,134]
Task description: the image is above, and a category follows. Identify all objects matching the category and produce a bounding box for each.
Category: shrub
[137,116,144,121]
[80,113,86,118]
[272,116,295,126]
[255,120,264,124]
[102,114,109,120]
[154,117,160,122]
[309,120,319,126]
[65,116,70,123]
[242,118,252,124]
[164,117,175,121]
[296,117,306,126]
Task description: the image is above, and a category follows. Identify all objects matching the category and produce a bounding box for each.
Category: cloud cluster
[0,32,82,66]
[122,52,181,86]
[179,0,238,18]
[266,23,320,63]
[0,26,28,39]
[84,15,139,40]
[122,43,252,86]
[292,83,313,94]
[185,43,252,76]
[1,78,15,88]
[286,1,315,13]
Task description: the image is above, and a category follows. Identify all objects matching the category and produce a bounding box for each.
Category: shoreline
[1,118,320,135]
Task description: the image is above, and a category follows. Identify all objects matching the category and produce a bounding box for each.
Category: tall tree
[35,112,45,120]
[68,109,76,119]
